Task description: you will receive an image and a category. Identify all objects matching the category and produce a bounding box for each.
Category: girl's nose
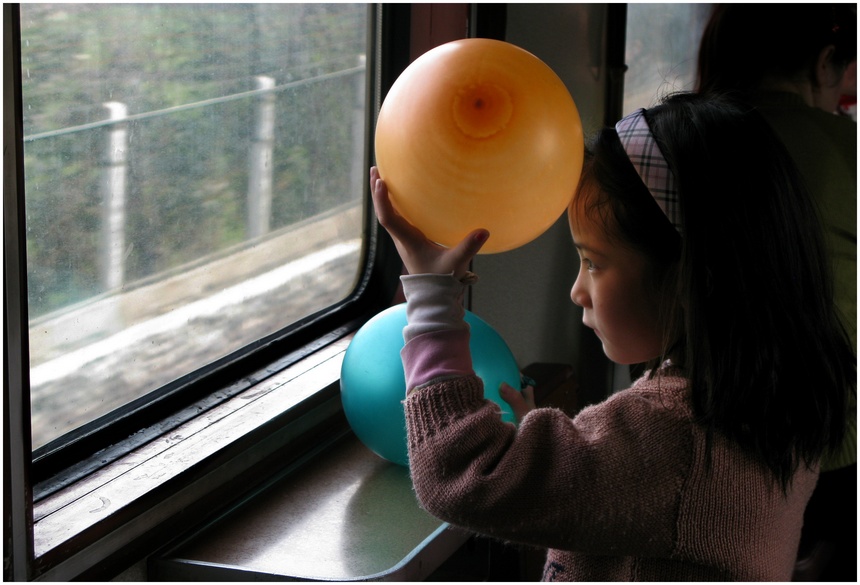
[570,273,590,308]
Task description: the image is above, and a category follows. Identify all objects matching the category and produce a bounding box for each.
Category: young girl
[370,92,854,581]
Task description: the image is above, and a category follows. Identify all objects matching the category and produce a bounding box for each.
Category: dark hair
[573,92,854,489]
[697,4,857,95]
[570,125,684,358]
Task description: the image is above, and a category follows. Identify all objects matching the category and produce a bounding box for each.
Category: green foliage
[21,3,368,317]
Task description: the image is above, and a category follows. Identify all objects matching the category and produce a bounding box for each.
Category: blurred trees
[20,4,368,317]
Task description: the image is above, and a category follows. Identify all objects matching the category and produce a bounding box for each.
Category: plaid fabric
[615,109,681,233]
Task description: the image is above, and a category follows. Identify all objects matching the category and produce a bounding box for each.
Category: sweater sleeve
[404,374,695,556]
[400,273,474,391]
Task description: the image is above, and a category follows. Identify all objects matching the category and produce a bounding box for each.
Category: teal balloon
[340,303,521,466]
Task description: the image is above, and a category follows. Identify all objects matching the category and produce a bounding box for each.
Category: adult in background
[697,5,857,580]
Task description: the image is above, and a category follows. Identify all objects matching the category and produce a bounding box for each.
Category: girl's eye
[581,258,596,272]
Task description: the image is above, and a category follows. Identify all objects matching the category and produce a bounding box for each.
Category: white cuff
[400,273,469,344]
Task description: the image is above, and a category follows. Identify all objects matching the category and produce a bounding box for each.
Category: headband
[615,109,681,233]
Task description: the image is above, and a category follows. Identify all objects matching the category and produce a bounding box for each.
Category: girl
[370,92,854,581]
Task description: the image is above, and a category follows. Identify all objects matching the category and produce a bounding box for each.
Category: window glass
[20,4,368,451]
[623,3,713,111]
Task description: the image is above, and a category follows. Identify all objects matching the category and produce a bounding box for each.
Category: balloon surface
[340,303,521,466]
[375,38,584,254]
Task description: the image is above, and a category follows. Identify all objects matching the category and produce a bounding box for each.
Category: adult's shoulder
[752,91,856,149]
[807,106,857,149]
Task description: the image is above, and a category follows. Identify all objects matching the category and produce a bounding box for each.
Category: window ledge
[151,433,469,581]
[32,334,354,580]
[149,363,576,581]
[32,340,576,581]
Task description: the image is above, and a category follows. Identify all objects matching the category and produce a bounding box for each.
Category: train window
[623,3,713,111]
[20,4,369,452]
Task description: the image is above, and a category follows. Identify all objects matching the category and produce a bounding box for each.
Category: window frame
[25,3,395,485]
[3,3,411,579]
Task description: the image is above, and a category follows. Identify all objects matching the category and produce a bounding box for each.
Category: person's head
[697,4,857,112]
[569,92,854,488]
[568,119,681,366]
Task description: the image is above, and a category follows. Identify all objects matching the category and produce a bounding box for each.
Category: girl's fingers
[370,165,488,276]
[450,228,490,267]
[369,168,395,227]
[521,385,536,410]
[499,382,536,423]
[370,169,423,243]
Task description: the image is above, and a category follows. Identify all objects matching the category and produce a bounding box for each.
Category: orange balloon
[375,38,584,254]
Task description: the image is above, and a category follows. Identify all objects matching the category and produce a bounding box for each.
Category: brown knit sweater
[405,370,818,581]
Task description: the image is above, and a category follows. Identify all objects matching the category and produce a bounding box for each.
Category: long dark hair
[573,92,854,489]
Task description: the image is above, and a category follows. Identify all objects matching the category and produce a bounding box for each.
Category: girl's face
[568,201,666,365]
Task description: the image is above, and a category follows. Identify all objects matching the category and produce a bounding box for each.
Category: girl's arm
[404,374,693,556]
[400,273,473,391]
[370,166,486,391]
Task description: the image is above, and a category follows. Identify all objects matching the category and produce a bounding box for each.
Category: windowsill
[32,320,576,582]
[150,363,577,581]
[150,433,470,581]
[32,333,356,580]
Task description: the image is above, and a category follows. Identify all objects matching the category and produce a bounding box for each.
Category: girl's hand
[499,383,536,423]
[370,166,489,278]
